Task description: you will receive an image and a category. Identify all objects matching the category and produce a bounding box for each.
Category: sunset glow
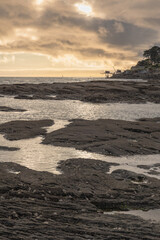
[35,0,44,5]
[75,2,93,16]
[0,0,159,77]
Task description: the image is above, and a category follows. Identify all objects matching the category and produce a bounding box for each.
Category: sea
[0,76,147,84]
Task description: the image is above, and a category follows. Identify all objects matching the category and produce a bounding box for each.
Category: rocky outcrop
[43,118,160,156]
[0,159,160,239]
[0,79,160,103]
[0,119,54,140]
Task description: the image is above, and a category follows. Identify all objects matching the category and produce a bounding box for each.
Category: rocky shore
[0,120,54,141]
[43,118,160,156]
[0,78,160,103]
[0,117,160,157]
[0,117,160,238]
[0,159,160,239]
[0,78,160,239]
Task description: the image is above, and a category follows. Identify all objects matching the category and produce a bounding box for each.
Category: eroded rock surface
[0,106,26,112]
[0,119,54,140]
[43,118,160,156]
[0,146,19,151]
[0,159,160,239]
[0,79,160,103]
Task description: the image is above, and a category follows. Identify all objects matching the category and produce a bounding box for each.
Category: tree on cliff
[143,46,160,64]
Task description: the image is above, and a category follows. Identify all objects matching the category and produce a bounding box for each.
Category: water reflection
[1,97,160,124]
[0,96,160,177]
[104,209,160,222]
[0,131,160,178]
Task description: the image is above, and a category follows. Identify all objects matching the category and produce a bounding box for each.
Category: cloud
[0,54,15,64]
[0,0,159,73]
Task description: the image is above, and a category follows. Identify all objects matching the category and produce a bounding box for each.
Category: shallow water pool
[0,96,160,178]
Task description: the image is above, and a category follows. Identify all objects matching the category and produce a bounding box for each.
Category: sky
[0,0,159,77]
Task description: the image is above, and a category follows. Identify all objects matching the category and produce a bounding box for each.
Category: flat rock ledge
[0,79,160,103]
[0,146,20,151]
[0,159,160,239]
[0,119,54,140]
[43,118,160,156]
[0,106,26,112]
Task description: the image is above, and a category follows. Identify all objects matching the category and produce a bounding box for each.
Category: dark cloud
[145,17,160,26]
[100,21,157,47]
[36,7,158,47]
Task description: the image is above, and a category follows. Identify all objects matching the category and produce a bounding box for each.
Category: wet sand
[0,117,160,156]
[0,118,160,238]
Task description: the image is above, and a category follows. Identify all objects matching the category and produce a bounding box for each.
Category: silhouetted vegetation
[112,45,160,79]
[143,46,160,64]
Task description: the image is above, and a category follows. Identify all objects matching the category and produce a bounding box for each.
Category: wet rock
[0,146,20,151]
[0,160,160,239]
[0,106,26,112]
[111,169,147,182]
[0,119,54,140]
[43,118,160,156]
[0,79,160,103]
[138,163,160,170]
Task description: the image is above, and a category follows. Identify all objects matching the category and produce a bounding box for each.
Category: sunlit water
[0,96,160,178]
[104,209,160,222]
[0,133,160,178]
[1,97,160,122]
[0,77,146,84]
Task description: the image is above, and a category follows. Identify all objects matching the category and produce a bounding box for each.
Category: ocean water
[0,76,146,84]
[1,96,160,123]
